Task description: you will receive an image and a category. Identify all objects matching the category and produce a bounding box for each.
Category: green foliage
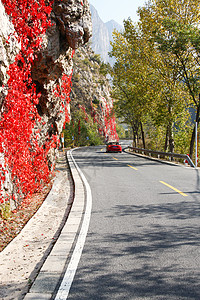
[83,58,93,68]
[137,0,200,157]
[73,73,80,82]
[99,62,112,76]
[109,0,200,155]
[64,110,103,147]
[145,124,166,151]
[0,202,11,220]
[91,54,101,64]
[116,123,126,139]
[173,116,193,154]
[92,97,100,106]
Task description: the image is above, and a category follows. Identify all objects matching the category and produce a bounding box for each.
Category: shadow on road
[109,201,200,220]
[69,218,200,299]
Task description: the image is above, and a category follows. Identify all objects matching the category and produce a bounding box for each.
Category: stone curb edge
[24,149,86,300]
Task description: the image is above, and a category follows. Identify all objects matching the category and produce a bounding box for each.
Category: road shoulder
[0,152,73,300]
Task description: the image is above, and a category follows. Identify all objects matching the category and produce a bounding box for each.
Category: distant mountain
[105,19,123,41]
[89,4,123,65]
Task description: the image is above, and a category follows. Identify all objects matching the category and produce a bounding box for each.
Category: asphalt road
[67,143,200,300]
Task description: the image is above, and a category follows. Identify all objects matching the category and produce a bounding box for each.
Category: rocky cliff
[31,0,92,161]
[90,4,123,65]
[71,44,118,142]
[0,0,92,208]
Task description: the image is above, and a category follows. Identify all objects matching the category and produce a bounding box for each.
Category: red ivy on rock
[81,99,118,142]
[101,97,118,141]
[79,105,89,122]
[53,72,73,127]
[0,0,72,205]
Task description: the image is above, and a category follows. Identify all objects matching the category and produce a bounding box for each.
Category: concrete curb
[24,150,86,300]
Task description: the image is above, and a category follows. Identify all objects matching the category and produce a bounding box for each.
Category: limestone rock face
[0,0,20,111]
[72,45,109,106]
[0,1,21,204]
[53,0,92,49]
[32,0,92,149]
[71,44,116,139]
[0,1,20,83]
[0,0,92,205]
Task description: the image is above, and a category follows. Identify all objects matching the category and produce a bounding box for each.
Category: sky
[89,0,147,26]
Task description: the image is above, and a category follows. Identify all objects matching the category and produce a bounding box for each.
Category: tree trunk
[136,133,140,147]
[164,126,169,152]
[189,100,200,159]
[135,122,140,147]
[132,126,137,147]
[140,121,145,149]
[169,124,174,153]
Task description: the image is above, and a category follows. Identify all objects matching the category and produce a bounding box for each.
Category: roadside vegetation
[109,0,200,161]
[63,110,103,148]
[64,45,119,148]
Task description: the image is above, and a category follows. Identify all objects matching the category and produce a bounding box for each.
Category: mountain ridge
[90,4,123,65]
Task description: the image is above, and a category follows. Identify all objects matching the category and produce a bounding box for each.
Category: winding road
[67,142,200,300]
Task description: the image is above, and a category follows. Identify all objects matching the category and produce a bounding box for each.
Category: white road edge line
[55,149,92,300]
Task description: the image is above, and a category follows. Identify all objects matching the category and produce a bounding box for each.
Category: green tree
[110,21,151,148]
[138,0,200,157]
[110,18,189,152]
[110,1,198,157]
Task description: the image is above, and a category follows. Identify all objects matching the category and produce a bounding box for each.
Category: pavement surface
[0,150,85,300]
[0,145,199,300]
[67,146,200,300]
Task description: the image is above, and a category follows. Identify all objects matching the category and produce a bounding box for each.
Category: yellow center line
[160,181,188,197]
[113,157,118,160]
[127,164,138,171]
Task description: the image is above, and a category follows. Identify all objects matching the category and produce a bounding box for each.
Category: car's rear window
[108,142,119,145]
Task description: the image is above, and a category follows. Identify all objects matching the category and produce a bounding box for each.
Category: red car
[106,141,122,153]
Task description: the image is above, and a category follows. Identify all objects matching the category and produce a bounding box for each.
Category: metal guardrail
[124,146,195,168]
